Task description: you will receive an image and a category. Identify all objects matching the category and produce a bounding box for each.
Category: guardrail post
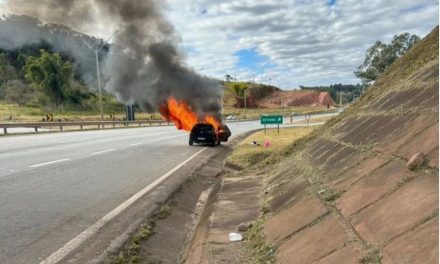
[60,125,63,131]
[35,127,38,133]
[80,125,83,130]
[113,123,115,128]
[139,122,141,127]
[3,127,7,134]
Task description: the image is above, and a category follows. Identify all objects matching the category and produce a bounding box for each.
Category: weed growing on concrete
[154,202,175,219]
[419,209,439,226]
[110,200,177,264]
[360,245,382,264]
[111,221,155,264]
[243,219,276,264]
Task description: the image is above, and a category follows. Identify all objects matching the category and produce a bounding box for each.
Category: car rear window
[194,124,213,132]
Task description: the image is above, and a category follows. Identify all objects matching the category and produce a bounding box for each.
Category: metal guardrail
[0,110,341,135]
[0,117,261,134]
[0,120,174,134]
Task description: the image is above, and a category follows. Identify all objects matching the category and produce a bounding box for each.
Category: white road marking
[90,148,116,156]
[128,142,144,147]
[127,134,184,148]
[41,147,208,264]
[29,158,71,168]
[151,134,185,142]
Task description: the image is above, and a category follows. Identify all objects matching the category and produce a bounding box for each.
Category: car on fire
[189,123,231,147]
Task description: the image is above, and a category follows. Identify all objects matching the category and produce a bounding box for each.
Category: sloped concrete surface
[262,27,439,263]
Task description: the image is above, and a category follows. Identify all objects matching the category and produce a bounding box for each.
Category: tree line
[0,42,124,113]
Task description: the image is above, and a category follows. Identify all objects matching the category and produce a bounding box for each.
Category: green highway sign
[261,115,283,125]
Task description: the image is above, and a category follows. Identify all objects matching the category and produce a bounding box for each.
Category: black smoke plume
[0,0,223,120]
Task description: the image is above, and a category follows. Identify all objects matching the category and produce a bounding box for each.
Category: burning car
[159,97,231,146]
[218,123,231,142]
[189,123,231,147]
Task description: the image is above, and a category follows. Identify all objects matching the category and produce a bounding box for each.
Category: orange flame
[160,98,221,132]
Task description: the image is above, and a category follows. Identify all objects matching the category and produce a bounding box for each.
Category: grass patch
[0,102,167,122]
[1,100,327,122]
[153,202,175,219]
[293,115,336,125]
[360,245,382,264]
[321,189,344,202]
[111,201,177,264]
[226,127,316,263]
[243,219,276,264]
[112,221,155,264]
[223,106,327,119]
[226,127,315,170]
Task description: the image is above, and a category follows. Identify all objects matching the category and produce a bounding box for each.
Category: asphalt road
[0,112,338,264]
[0,120,271,263]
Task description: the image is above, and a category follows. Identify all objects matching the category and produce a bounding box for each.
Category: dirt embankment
[257,90,335,108]
[224,83,335,109]
[262,26,439,263]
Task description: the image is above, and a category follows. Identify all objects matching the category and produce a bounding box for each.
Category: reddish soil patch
[258,90,335,108]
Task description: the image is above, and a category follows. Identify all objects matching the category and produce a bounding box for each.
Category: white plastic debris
[229,232,243,242]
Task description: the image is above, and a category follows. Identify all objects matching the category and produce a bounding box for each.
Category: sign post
[305,114,311,127]
[260,115,283,134]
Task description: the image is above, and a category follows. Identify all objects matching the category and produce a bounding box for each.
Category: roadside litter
[264,139,271,147]
[229,232,243,242]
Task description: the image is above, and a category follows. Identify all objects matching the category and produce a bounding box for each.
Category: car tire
[189,138,194,146]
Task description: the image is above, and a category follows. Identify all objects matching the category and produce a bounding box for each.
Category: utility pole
[339,90,343,106]
[95,30,120,121]
[279,91,282,109]
[95,50,104,121]
[244,88,247,118]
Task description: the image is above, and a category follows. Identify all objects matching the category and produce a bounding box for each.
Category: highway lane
[0,120,266,263]
[0,113,337,263]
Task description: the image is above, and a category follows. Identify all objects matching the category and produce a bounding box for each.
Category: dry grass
[226,127,315,170]
[292,115,336,125]
[1,101,327,122]
[223,106,327,119]
[0,102,164,122]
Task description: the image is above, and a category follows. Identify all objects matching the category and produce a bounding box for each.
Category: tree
[355,33,420,84]
[4,80,34,106]
[0,53,18,98]
[225,74,232,83]
[24,50,73,108]
[0,53,17,81]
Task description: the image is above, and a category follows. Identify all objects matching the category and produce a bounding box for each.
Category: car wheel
[189,138,194,146]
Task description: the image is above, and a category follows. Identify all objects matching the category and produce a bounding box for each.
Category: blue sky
[235,49,271,75]
[1,0,437,89]
[166,0,438,89]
